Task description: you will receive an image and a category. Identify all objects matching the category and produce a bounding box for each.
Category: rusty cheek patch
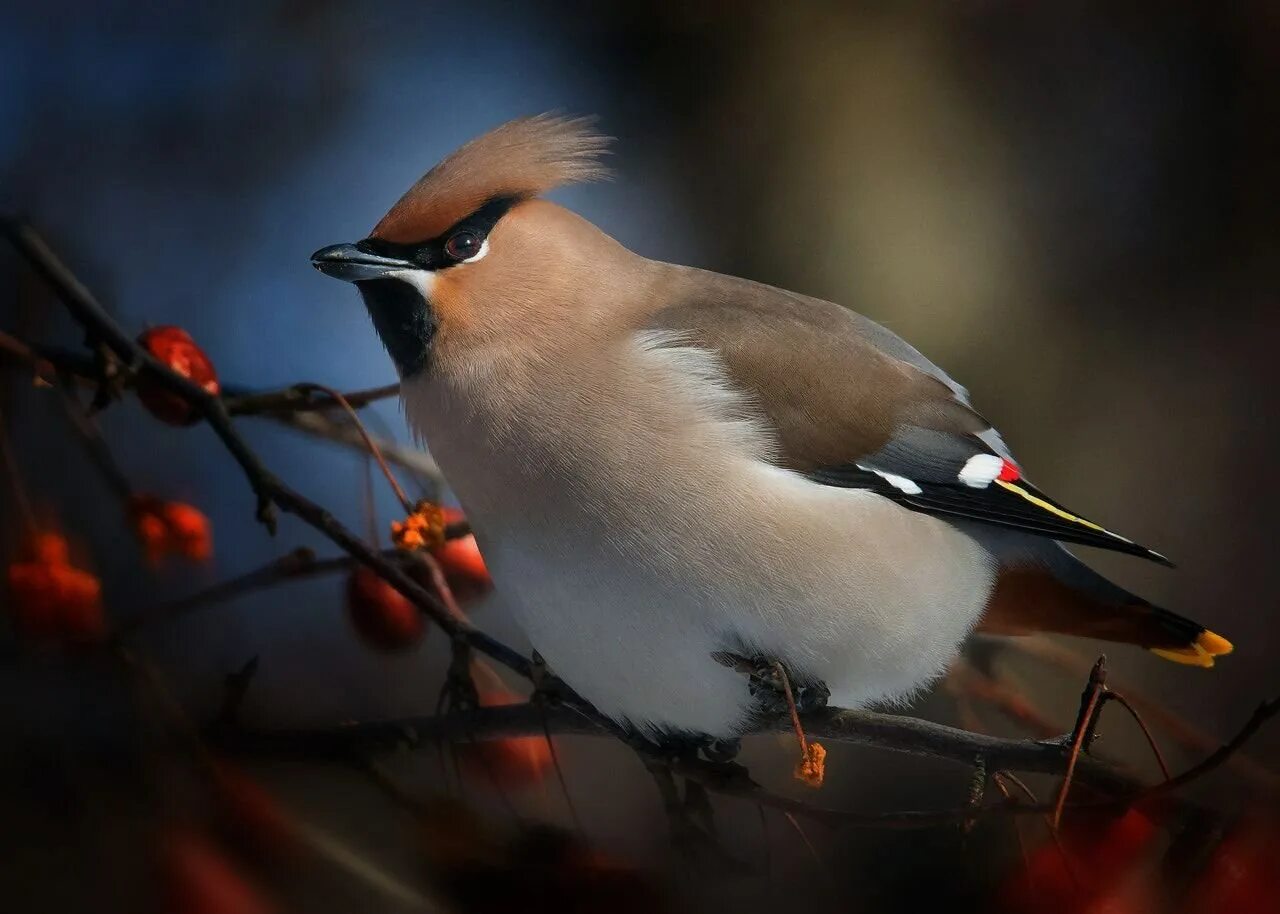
[425,269,475,337]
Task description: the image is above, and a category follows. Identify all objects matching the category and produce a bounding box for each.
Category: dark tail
[978,546,1232,668]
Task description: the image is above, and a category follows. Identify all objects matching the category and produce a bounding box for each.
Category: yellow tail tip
[1197,629,1234,656]
[1149,630,1233,669]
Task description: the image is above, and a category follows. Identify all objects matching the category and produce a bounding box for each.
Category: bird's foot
[527,649,577,707]
[712,651,831,718]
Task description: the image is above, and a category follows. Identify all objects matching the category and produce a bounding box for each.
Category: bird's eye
[444,231,482,261]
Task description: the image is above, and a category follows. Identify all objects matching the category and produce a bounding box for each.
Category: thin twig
[996,770,1082,891]
[0,328,66,382]
[1140,698,1280,800]
[115,547,324,637]
[981,634,1279,792]
[1052,656,1108,828]
[992,775,1034,892]
[291,382,412,512]
[250,409,443,484]
[0,331,441,484]
[1103,691,1172,781]
[223,381,400,416]
[540,707,585,836]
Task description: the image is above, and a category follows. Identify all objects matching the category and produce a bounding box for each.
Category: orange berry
[391,501,446,552]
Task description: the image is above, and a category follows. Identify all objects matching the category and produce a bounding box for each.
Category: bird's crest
[371,114,611,244]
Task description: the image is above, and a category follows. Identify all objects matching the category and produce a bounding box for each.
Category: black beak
[310,243,413,282]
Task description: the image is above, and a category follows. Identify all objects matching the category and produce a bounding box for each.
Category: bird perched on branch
[312,115,1231,739]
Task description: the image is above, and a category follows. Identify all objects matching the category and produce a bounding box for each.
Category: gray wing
[646,267,1167,564]
[846,310,1013,460]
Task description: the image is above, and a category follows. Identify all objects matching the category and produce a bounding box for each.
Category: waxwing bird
[312,115,1232,738]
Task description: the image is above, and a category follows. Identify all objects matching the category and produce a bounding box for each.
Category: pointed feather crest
[371,114,611,243]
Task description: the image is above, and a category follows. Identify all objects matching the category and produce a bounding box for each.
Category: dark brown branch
[215,701,1131,795]
[207,702,1129,831]
[215,688,1280,831]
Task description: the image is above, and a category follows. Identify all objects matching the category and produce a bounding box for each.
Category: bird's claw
[713,650,830,717]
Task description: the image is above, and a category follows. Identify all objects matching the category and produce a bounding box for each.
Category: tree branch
[3,216,524,678]
[213,702,1129,794]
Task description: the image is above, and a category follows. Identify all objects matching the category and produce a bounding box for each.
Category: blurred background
[2,2,1278,912]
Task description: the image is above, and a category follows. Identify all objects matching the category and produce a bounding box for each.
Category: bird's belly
[433,443,995,737]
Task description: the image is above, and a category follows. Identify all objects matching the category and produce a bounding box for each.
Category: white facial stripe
[384,239,488,296]
[386,269,436,299]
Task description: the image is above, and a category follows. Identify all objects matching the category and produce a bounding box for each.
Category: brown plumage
[642,272,990,473]
[312,115,1231,735]
[371,114,611,244]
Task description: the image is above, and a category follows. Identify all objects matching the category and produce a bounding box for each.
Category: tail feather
[978,547,1233,668]
[1150,627,1234,668]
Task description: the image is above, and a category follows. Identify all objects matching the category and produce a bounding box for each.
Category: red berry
[999,808,1157,913]
[6,532,105,644]
[129,495,214,564]
[455,661,551,789]
[345,565,424,651]
[434,534,491,598]
[136,325,219,425]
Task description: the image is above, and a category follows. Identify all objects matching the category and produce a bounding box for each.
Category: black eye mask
[355,195,519,272]
[351,195,519,379]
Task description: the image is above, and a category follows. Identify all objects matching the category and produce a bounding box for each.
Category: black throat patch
[352,195,520,379]
[356,277,436,378]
